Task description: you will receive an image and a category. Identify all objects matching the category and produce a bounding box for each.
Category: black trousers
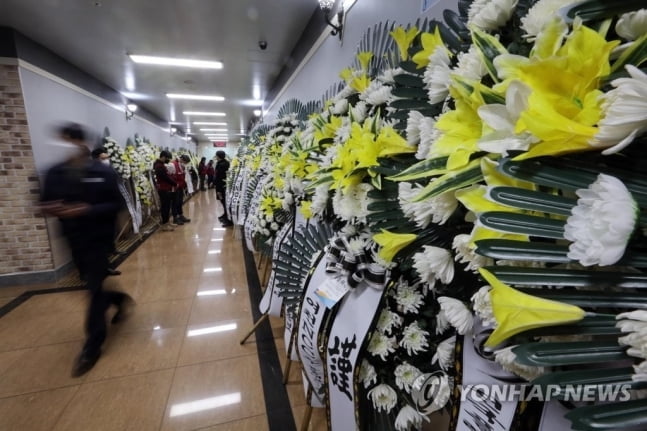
[172,189,185,218]
[158,190,174,224]
[70,238,127,357]
[199,175,206,190]
[216,185,228,220]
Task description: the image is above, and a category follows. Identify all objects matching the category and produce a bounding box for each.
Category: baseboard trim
[0,261,75,288]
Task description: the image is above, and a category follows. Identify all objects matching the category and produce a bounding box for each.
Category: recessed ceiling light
[200,128,228,132]
[183,111,226,116]
[167,93,225,101]
[253,109,262,116]
[193,122,227,126]
[129,55,223,69]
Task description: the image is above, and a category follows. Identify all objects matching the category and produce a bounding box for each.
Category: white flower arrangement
[394,362,423,393]
[564,173,637,266]
[468,0,518,31]
[394,281,425,314]
[432,335,456,371]
[592,66,647,155]
[616,9,647,41]
[394,405,427,431]
[453,45,488,82]
[399,321,430,356]
[367,332,398,360]
[359,360,378,389]
[494,346,546,381]
[437,296,474,335]
[368,384,398,413]
[412,245,455,287]
[375,308,403,335]
[423,47,452,104]
[471,285,495,327]
[331,182,373,224]
[520,0,573,39]
[103,137,131,179]
[453,233,494,272]
[360,80,393,107]
[398,182,458,227]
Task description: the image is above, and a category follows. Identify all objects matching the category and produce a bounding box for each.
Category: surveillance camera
[259,40,268,50]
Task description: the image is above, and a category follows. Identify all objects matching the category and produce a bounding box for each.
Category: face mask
[100,159,111,166]
[50,140,84,160]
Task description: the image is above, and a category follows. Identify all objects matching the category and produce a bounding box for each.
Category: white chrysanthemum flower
[424,47,452,104]
[378,67,405,84]
[468,0,518,31]
[564,174,637,266]
[617,310,647,362]
[359,360,377,389]
[432,335,456,371]
[351,101,369,123]
[521,0,576,39]
[362,80,393,106]
[394,363,423,393]
[437,297,473,335]
[453,234,493,272]
[406,110,425,146]
[311,184,331,215]
[495,346,546,381]
[375,309,404,334]
[331,97,349,115]
[337,84,356,99]
[395,405,427,431]
[367,332,397,360]
[368,384,398,413]
[616,9,647,41]
[412,245,455,287]
[477,81,539,155]
[471,286,495,327]
[436,310,450,335]
[453,45,488,81]
[592,66,647,155]
[395,282,425,314]
[334,117,352,145]
[398,182,458,227]
[332,182,373,223]
[400,321,430,356]
[270,222,279,231]
[416,117,440,160]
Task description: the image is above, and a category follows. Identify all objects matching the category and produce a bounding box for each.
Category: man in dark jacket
[153,150,177,231]
[214,150,232,227]
[41,123,132,377]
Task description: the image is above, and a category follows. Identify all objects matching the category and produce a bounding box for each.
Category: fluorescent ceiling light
[169,393,241,417]
[184,111,226,116]
[167,93,225,101]
[253,109,262,116]
[200,128,228,132]
[194,122,227,125]
[187,323,237,337]
[129,55,223,69]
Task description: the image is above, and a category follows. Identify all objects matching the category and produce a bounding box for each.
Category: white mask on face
[100,159,111,166]
[50,140,84,161]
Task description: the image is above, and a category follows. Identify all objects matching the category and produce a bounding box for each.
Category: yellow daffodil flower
[390,26,419,61]
[373,230,417,263]
[411,27,447,69]
[479,268,586,347]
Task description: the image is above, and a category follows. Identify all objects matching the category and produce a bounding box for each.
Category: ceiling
[0,0,318,143]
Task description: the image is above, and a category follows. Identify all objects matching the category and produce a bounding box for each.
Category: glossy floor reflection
[0,191,311,431]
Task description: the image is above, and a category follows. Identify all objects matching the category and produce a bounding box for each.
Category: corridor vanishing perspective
[0,192,325,431]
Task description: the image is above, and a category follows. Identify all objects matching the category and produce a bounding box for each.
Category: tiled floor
[0,192,327,431]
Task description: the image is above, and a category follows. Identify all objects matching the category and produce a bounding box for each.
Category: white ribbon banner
[284,308,300,361]
[259,220,293,316]
[456,334,519,431]
[327,281,386,431]
[118,180,139,234]
[296,255,330,405]
[243,176,266,253]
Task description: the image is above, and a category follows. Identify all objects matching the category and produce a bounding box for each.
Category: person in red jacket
[171,155,191,225]
[206,160,215,189]
[198,157,207,191]
[153,150,177,231]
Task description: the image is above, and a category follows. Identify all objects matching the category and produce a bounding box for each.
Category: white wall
[19,63,187,269]
[197,142,240,161]
[265,0,456,121]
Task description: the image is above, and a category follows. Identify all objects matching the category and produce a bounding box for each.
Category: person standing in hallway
[171,155,191,225]
[206,159,215,189]
[153,150,177,231]
[215,150,233,227]
[40,123,133,377]
[198,156,207,191]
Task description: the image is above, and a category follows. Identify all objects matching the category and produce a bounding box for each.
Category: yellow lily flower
[350,74,371,93]
[390,26,419,61]
[376,126,417,157]
[479,268,585,348]
[339,67,354,83]
[373,230,417,263]
[357,51,374,72]
[411,27,447,69]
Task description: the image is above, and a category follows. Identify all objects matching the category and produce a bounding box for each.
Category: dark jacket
[41,159,124,244]
[215,159,229,189]
[153,159,177,192]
